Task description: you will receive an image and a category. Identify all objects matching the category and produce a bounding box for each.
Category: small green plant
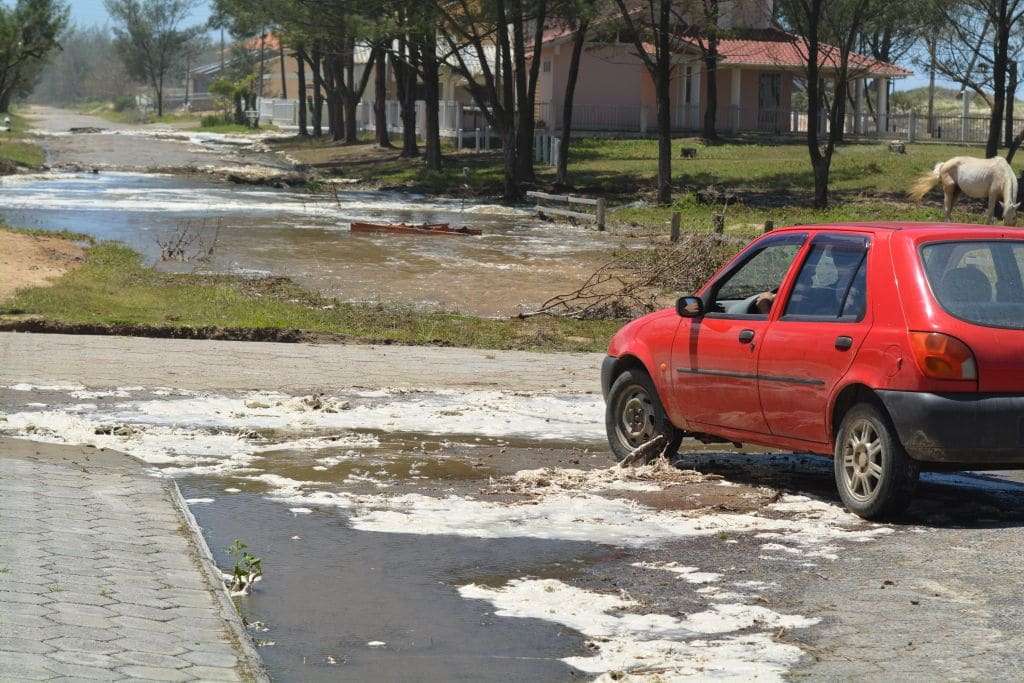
[227,539,263,595]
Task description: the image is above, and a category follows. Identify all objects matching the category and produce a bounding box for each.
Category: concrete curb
[168,481,270,683]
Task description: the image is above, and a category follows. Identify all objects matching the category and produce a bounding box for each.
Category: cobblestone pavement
[0,332,603,394]
[0,438,266,681]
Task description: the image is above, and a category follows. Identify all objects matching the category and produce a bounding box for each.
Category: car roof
[768,222,1022,239]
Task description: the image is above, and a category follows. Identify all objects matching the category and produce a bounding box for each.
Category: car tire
[605,368,681,463]
[833,402,919,520]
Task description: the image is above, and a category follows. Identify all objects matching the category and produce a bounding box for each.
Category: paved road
[0,438,266,681]
[0,332,604,394]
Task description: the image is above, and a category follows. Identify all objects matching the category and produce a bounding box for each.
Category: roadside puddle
[1,383,906,681]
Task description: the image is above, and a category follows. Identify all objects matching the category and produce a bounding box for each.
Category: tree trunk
[324,56,343,141]
[373,47,392,147]
[395,38,419,158]
[512,0,546,184]
[702,7,719,141]
[279,40,288,100]
[1006,61,1017,148]
[156,74,164,118]
[421,32,442,170]
[654,0,672,205]
[496,0,521,201]
[812,157,829,207]
[987,20,1010,158]
[926,37,936,134]
[344,45,359,144]
[311,49,324,137]
[805,0,828,208]
[834,76,848,143]
[556,20,588,186]
[258,33,267,99]
[297,46,309,136]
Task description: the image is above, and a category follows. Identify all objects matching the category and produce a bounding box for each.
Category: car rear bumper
[878,390,1024,466]
[601,355,616,401]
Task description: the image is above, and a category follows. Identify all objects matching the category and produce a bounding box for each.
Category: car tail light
[909,332,977,381]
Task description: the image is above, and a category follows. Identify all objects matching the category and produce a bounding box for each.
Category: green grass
[1,243,620,352]
[0,110,44,169]
[3,225,95,242]
[297,136,1008,236]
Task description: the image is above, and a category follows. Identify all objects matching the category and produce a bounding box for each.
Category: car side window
[783,237,868,321]
[710,239,804,316]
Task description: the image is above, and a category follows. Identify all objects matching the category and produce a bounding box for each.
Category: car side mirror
[676,295,705,318]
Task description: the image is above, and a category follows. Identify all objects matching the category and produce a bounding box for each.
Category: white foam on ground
[460,578,816,681]
[9,383,86,392]
[631,562,722,584]
[343,491,891,549]
[115,390,604,442]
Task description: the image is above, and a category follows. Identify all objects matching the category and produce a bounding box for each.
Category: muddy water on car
[0,172,626,315]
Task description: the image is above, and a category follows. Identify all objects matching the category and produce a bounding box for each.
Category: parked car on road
[602,223,1024,519]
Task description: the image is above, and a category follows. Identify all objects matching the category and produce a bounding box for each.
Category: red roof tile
[708,30,911,78]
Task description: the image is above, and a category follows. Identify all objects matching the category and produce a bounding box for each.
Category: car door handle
[738,329,755,344]
[835,336,854,351]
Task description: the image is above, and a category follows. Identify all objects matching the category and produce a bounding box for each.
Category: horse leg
[943,184,957,221]
[986,192,997,225]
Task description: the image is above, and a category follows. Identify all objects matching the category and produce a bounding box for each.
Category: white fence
[258,96,1013,147]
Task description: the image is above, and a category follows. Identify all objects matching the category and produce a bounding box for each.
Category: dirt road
[4,332,1024,680]
[0,230,84,300]
[26,106,288,172]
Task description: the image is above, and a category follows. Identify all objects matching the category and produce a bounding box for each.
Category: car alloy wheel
[616,385,657,450]
[840,419,884,502]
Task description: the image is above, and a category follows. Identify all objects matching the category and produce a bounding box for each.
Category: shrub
[112,95,136,112]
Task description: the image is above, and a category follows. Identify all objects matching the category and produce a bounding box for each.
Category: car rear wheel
[605,368,681,463]
[834,403,919,520]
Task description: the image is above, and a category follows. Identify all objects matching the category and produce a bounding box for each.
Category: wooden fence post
[670,212,681,243]
[713,214,725,234]
[596,198,607,231]
[763,219,774,233]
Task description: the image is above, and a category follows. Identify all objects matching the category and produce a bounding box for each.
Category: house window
[543,60,552,73]
[758,73,782,110]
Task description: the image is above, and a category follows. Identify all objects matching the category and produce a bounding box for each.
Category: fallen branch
[618,434,666,467]
[520,231,744,320]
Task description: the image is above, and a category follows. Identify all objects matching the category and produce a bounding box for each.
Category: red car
[602,223,1024,519]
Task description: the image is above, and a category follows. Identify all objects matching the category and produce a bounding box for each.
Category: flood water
[0,171,627,315]
[0,384,611,681]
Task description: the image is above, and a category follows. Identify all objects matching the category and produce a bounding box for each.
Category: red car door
[758,232,873,444]
[673,232,807,434]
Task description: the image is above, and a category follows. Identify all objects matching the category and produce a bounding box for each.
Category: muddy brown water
[0,171,629,316]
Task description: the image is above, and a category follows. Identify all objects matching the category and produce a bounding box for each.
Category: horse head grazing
[1005,201,1020,225]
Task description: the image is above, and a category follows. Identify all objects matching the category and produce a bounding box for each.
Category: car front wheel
[834,402,919,520]
[605,368,681,463]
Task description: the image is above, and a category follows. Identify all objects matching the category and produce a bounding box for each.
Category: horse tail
[908,162,942,202]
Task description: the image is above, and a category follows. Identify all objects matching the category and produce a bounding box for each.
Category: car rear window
[921,240,1024,329]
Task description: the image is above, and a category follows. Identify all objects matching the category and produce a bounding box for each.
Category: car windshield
[921,240,1024,329]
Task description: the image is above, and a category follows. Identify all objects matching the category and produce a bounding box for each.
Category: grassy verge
[1,225,95,243]
[0,110,44,169]
[272,136,1008,237]
[0,243,620,352]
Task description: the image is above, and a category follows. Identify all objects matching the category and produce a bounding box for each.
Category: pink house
[533,3,910,136]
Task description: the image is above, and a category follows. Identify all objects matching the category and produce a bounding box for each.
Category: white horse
[909,156,1019,225]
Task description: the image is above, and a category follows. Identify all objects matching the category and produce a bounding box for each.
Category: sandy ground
[0,230,83,300]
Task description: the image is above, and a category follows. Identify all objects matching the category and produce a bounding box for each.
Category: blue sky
[70,0,212,28]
